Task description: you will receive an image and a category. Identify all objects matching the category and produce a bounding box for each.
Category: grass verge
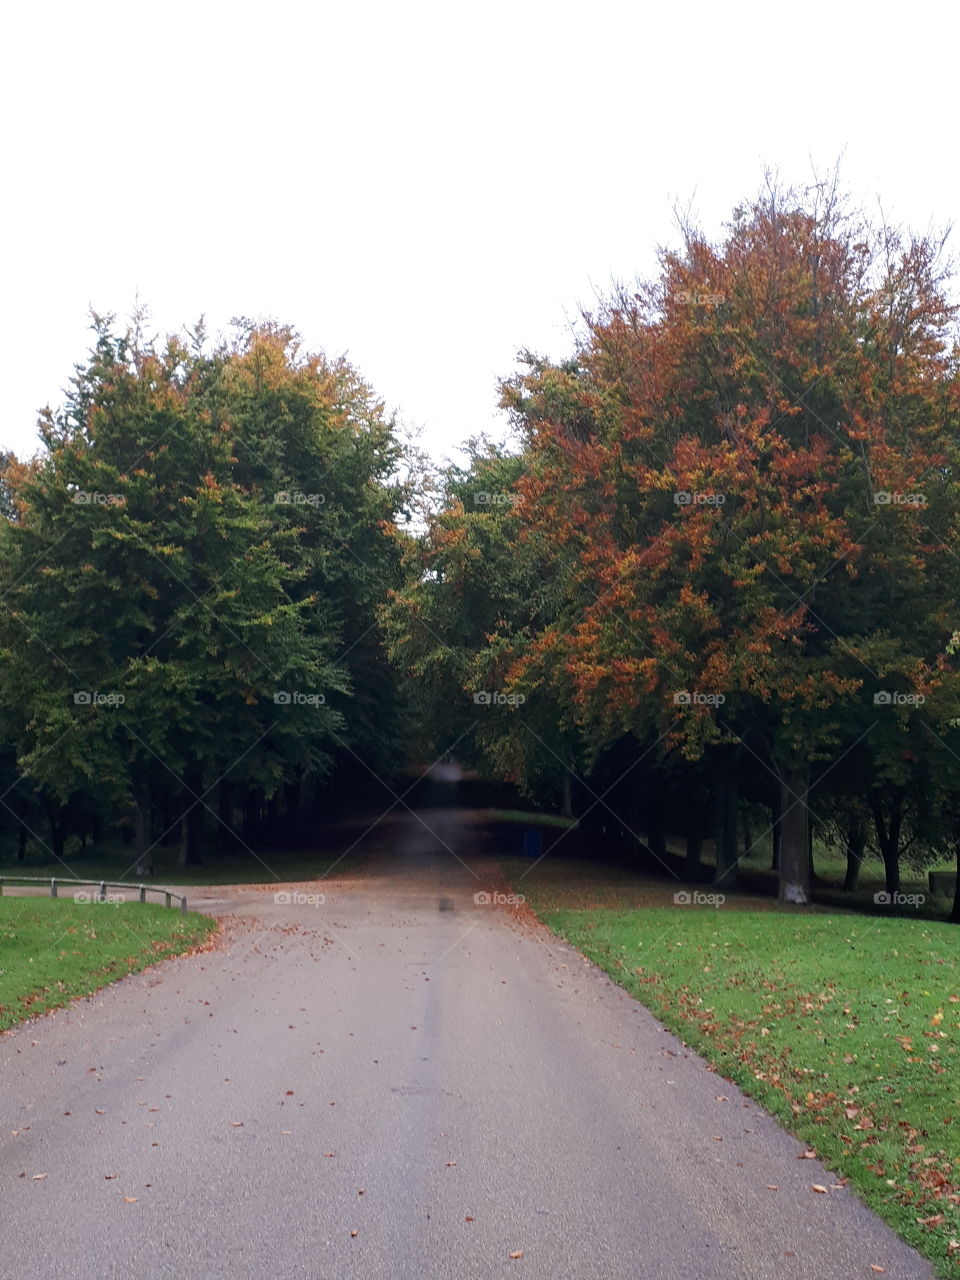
[502,859,960,1276]
[0,896,217,1032]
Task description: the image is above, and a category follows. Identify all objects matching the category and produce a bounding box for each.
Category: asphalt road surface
[1,810,935,1279]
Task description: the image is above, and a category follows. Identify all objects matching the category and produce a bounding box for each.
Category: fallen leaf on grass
[917,1213,945,1228]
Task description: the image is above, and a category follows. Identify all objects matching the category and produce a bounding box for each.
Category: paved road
[1,810,935,1279]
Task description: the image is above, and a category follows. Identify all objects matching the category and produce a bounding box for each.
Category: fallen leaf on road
[509,1250,524,1260]
[281,1130,292,1135]
[358,1189,365,1195]
[798,1150,816,1159]
[767,1185,779,1191]
[350,1230,358,1238]
[870,1268,886,1274]
[323,1153,335,1158]
[123,1197,138,1203]
[812,1185,828,1194]
[446,1161,457,1167]
[230,1121,243,1127]
[715,1096,729,1102]
[95,1109,105,1115]
[32,1173,47,1180]
[104,1174,117,1180]
[465,1216,474,1222]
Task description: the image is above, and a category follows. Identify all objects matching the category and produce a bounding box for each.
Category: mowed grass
[0,896,217,1032]
[502,859,960,1276]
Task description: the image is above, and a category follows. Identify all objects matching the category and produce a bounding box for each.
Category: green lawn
[502,859,960,1276]
[484,808,577,830]
[0,896,217,1032]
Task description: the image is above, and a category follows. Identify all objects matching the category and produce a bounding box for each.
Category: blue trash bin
[522,828,543,857]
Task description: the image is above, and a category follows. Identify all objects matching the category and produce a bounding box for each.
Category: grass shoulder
[0,896,217,1033]
[501,856,960,1278]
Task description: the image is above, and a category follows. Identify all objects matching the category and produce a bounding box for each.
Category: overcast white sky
[2,0,957,465]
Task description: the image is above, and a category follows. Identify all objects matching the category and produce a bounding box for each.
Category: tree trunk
[685,774,705,882]
[285,769,303,836]
[770,789,781,871]
[217,780,235,854]
[267,791,281,842]
[778,767,811,904]
[178,768,204,866]
[133,801,153,878]
[714,751,739,891]
[646,790,667,860]
[561,769,573,819]
[871,790,902,898]
[244,788,264,840]
[48,806,66,862]
[951,840,960,924]
[842,815,867,892]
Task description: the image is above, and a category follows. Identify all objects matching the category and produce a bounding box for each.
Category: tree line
[382,179,960,918]
[2,177,960,919]
[0,318,414,874]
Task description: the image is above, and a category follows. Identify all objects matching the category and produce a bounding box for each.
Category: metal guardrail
[0,876,188,915]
